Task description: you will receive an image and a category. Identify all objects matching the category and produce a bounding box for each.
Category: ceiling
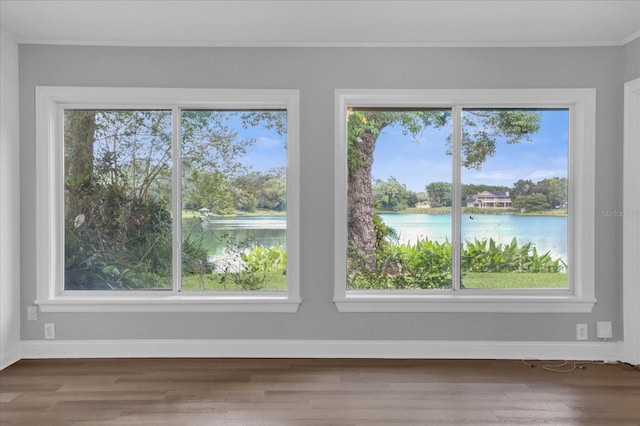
[1,0,639,47]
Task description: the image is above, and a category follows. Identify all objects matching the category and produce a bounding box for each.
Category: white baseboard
[19,339,623,362]
[1,349,21,371]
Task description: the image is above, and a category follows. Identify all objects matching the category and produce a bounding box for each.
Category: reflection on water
[183,213,567,263]
[183,216,286,255]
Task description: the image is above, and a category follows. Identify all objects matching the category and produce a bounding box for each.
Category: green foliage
[512,179,535,198]
[425,181,452,207]
[181,111,286,214]
[347,110,450,175]
[459,110,541,170]
[512,193,551,212]
[535,177,568,208]
[373,177,418,211]
[64,109,286,291]
[373,201,398,251]
[182,234,212,277]
[241,245,287,274]
[462,237,565,273]
[240,111,287,137]
[510,177,567,211]
[184,169,235,214]
[64,110,176,290]
[65,194,175,290]
[213,245,287,291]
[347,236,566,290]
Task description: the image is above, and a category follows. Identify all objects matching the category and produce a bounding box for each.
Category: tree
[64,110,285,289]
[233,167,286,212]
[511,179,535,198]
[185,169,235,214]
[373,176,417,211]
[425,181,452,208]
[64,110,176,289]
[536,177,567,208]
[181,111,287,214]
[512,193,550,212]
[347,111,449,268]
[347,109,541,270]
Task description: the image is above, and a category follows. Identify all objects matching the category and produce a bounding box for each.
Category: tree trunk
[347,130,379,270]
[64,111,96,189]
[64,111,96,220]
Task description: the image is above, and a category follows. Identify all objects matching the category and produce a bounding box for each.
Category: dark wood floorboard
[1,358,639,425]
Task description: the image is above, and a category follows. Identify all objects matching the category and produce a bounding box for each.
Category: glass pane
[181,110,287,291]
[460,109,569,289]
[64,110,173,290]
[346,109,453,290]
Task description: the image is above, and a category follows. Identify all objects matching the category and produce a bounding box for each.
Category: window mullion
[451,106,462,291]
[172,107,182,292]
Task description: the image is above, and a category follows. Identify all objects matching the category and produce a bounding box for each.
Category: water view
[381,213,567,262]
[183,215,286,256]
[183,213,567,264]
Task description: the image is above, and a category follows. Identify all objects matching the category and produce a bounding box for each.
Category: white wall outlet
[576,323,588,340]
[44,323,56,340]
[596,321,613,339]
[27,306,38,321]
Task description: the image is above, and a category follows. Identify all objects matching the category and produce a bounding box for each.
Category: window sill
[334,293,596,313]
[35,294,301,313]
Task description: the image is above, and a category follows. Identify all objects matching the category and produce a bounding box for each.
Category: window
[334,89,596,313]
[35,87,300,312]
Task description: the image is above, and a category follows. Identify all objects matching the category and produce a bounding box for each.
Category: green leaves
[425,181,452,208]
[347,236,566,290]
[373,177,418,211]
[241,245,287,274]
[460,110,541,170]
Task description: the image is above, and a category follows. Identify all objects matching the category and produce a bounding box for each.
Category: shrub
[241,245,287,274]
[347,236,565,290]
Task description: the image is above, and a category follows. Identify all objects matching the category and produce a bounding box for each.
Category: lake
[183,213,568,262]
[380,213,567,261]
[183,216,286,255]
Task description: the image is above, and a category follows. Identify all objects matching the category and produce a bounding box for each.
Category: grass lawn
[182,271,287,291]
[348,272,567,290]
[462,272,567,289]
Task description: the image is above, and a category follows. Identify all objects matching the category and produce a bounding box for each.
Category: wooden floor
[1,358,639,425]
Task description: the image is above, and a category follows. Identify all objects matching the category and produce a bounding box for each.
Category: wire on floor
[521,359,611,373]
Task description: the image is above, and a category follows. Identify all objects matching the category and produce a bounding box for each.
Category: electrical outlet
[596,321,613,339]
[576,324,588,340]
[44,323,56,340]
[27,306,38,321]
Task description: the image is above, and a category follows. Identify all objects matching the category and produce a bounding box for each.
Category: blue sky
[243,133,286,171]
[373,110,569,192]
[230,109,568,192]
[228,113,287,172]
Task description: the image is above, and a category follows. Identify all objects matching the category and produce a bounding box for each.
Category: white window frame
[334,89,596,313]
[34,86,300,313]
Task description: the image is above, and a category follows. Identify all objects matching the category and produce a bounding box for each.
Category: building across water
[468,191,512,209]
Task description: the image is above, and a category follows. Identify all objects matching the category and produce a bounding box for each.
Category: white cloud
[526,169,566,180]
[468,171,517,184]
[256,136,283,149]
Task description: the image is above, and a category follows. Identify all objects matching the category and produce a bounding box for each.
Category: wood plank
[1,358,638,425]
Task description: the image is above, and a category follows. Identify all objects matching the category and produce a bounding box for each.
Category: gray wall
[625,38,640,82]
[20,45,626,342]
